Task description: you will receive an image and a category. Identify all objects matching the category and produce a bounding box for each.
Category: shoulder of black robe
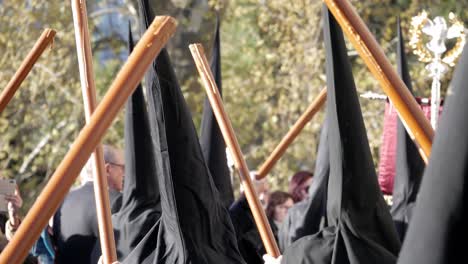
[199,15,235,209]
[125,2,245,263]
[397,44,468,264]
[390,17,425,241]
[282,6,400,264]
[110,23,162,261]
[278,119,329,251]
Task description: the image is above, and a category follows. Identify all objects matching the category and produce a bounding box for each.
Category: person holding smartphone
[0,182,23,240]
[4,185,23,240]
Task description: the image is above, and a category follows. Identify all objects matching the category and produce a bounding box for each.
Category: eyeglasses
[107,162,125,170]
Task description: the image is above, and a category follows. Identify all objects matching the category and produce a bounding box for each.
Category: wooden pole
[190,43,281,258]
[71,1,116,263]
[0,16,177,264]
[323,0,433,162]
[256,88,327,180]
[0,28,55,113]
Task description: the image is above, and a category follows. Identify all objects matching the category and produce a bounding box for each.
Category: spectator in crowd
[265,191,294,240]
[238,171,270,208]
[52,145,124,264]
[0,181,38,263]
[266,191,294,234]
[2,185,23,240]
[288,171,313,203]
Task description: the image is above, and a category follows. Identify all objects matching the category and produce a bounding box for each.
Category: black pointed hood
[199,15,234,209]
[123,2,245,263]
[278,117,329,250]
[110,24,162,260]
[390,18,425,241]
[282,6,400,263]
[152,46,244,264]
[397,44,468,264]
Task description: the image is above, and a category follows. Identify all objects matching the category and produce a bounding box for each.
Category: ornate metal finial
[409,11,465,128]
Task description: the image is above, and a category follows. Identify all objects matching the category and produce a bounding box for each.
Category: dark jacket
[53,182,121,264]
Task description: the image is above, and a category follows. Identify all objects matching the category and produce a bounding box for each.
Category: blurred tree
[218,0,326,190]
[0,0,131,211]
[0,0,82,212]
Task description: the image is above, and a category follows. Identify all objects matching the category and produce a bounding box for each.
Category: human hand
[4,185,23,209]
[7,201,19,227]
[263,254,282,264]
[97,256,121,264]
[5,190,21,227]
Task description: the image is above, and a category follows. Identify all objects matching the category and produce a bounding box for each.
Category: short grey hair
[103,144,119,164]
[79,144,118,184]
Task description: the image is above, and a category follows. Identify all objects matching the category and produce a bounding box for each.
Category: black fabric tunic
[282,6,400,264]
[121,2,246,263]
[279,120,329,250]
[229,196,264,264]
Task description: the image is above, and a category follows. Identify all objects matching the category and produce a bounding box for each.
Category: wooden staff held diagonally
[256,87,327,180]
[71,0,117,263]
[323,0,434,162]
[0,28,55,113]
[0,16,177,264]
[190,43,281,258]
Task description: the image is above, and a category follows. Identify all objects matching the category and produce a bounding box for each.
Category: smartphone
[0,179,16,212]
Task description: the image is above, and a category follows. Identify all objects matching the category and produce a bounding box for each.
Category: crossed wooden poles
[71,1,116,262]
[254,0,434,182]
[0,0,435,263]
[190,0,434,258]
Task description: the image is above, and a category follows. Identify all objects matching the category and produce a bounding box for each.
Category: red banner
[378,99,441,194]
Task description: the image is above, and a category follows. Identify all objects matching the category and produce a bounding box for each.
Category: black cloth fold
[397,44,468,264]
[122,2,245,263]
[390,17,425,241]
[200,16,234,209]
[229,196,265,264]
[103,25,162,261]
[282,6,400,263]
[278,119,329,250]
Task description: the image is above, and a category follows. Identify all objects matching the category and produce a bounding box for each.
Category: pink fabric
[377,103,398,194]
[377,100,442,194]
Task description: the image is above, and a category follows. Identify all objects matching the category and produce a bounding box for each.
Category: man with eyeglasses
[50,145,125,264]
[102,146,125,194]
